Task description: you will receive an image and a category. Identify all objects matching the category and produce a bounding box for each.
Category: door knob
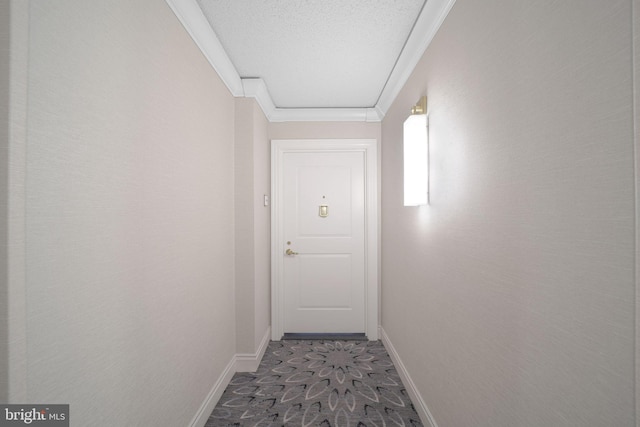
[285,248,298,255]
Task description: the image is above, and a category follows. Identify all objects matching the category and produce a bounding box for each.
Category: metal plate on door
[319,205,328,218]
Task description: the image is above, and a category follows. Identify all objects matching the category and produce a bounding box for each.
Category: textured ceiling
[196,0,426,109]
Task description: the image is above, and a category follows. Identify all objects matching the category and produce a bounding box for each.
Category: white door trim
[271,139,379,341]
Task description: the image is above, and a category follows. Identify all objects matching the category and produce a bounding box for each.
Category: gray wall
[634,0,640,422]
[381,0,637,426]
[252,101,271,352]
[6,0,28,403]
[234,97,270,356]
[0,0,10,403]
[16,0,237,424]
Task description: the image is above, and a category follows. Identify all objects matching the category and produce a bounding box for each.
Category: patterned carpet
[205,340,423,427]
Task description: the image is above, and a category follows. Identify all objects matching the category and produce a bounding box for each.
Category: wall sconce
[404,96,429,206]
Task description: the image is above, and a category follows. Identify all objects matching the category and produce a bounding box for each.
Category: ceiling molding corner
[164,0,243,96]
[366,107,384,122]
[242,78,276,120]
[375,0,457,116]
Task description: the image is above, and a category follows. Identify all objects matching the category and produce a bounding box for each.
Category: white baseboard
[189,327,272,426]
[189,355,236,427]
[379,326,439,427]
[235,326,271,373]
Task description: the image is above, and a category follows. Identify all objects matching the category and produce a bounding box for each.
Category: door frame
[271,139,379,341]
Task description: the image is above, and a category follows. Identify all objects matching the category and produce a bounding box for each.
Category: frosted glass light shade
[403,114,428,206]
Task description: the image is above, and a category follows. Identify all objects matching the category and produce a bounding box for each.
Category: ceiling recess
[165,0,457,121]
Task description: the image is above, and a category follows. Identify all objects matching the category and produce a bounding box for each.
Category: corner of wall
[235,326,270,373]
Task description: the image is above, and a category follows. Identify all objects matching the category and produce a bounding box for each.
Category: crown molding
[242,78,383,122]
[166,0,456,122]
[165,0,243,96]
[269,107,383,122]
[375,0,457,115]
[242,78,276,118]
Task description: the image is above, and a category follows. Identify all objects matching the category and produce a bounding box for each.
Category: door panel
[297,254,351,308]
[297,166,352,237]
[283,151,365,333]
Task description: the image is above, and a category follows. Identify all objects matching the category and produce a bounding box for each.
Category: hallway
[2,0,638,426]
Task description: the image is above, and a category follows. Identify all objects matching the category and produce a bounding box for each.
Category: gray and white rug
[205,340,423,426]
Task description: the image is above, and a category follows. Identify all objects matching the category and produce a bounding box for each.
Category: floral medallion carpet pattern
[205,340,423,427]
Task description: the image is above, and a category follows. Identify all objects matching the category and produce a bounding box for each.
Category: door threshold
[282,333,368,341]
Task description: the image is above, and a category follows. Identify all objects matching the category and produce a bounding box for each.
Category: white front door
[271,139,379,340]
[283,151,365,333]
